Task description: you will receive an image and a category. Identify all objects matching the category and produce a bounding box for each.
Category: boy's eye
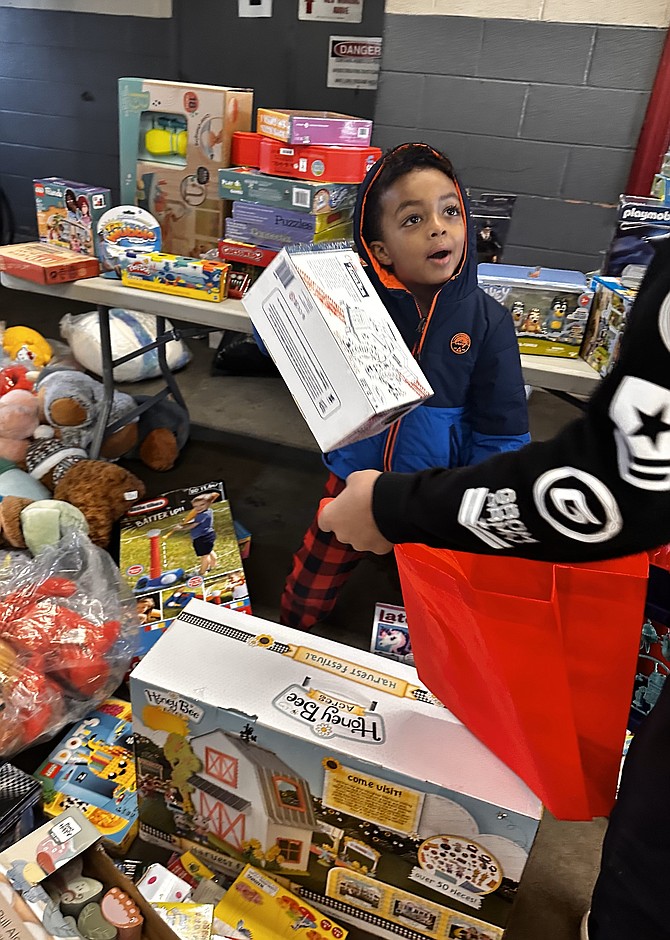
[444,204,461,217]
[402,214,421,227]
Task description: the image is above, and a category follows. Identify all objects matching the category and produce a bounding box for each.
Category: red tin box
[231,132,381,185]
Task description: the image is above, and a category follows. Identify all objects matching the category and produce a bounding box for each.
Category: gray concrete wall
[0,1,383,241]
[374,14,666,272]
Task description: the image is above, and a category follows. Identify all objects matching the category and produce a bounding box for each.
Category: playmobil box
[0,809,181,940]
[603,195,670,278]
[217,167,359,215]
[119,481,250,671]
[0,242,99,284]
[120,251,231,302]
[242,245,433,452]
[130,601,542,940]
[231,133,381,185]
[580,275,637,377]
[478,263,594,358]
[34,178,111,259]
[119,78,253,256]
[34,698,138,855]
[256,108,372,147]
[231,201,353,241]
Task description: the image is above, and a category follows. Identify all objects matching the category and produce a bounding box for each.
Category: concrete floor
[1,284,602,939]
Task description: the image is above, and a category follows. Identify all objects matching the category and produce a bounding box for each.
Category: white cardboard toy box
[242,245,433,452]
[130,600,541,940]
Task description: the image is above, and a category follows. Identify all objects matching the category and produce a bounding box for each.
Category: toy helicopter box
[0,809,181,940]
[580,275,637,377]
[217,167,359,216]
[603,195,670,278]
[118,78,253,257]
[130,601,542,940]
[34,178,111,259]
[34,698,138,855]
[478,264,594,358]
[118,481,251,670]
[242,245,433,453]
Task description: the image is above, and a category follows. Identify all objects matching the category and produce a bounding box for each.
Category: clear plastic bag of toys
[0,530,139,757]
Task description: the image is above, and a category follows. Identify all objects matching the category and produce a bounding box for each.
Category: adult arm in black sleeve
[370,238,670,562]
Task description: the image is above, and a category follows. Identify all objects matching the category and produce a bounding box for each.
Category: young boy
[281,142,530,629]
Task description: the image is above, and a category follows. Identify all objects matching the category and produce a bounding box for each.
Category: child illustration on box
[77,195,92,227]
[64,188,79,222]
[276,143,530,630]
[172,492,219,576]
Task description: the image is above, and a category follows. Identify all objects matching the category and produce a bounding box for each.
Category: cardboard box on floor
[118,78,253,257]
[130,600,542,940]
[242,245,434,452]
[0,809,179,940]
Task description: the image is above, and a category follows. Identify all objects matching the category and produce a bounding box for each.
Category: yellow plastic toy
[145,127,187,158]
[2,326,52,368]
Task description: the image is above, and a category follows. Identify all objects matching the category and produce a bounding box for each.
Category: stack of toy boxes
[477,264,594,358]
[130,599,542,940]
[118,78,254,258]
[217,108,381,293]
[580,275,638,376]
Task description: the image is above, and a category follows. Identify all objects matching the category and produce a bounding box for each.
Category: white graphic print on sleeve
[609,376,670,491]
[458,486,539,550]
[533,467,622,542]
[658,291,670,353]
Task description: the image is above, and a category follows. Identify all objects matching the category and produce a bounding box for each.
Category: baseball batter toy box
[242,245,433,453]
[118,78,253,257]
[120,251,231,302]
[34,178,111,259]
[34,698,138,855]
[130,601,542,940]
[119,481,250,670]
[218,167,359,216]
[256,108,372,147]
[231,132,381,185]
[0,809,181,940]
[0,242,99,284]
[478,264,594,358]
[580,275,637,377]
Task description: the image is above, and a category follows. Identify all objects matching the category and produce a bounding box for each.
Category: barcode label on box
[292,188,311,209]
[275,259,295,289]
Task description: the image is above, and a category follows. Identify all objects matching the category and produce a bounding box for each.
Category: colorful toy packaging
[119,78,253,257]
[120,252,230,302]
[230,201,353,241]
[0,242,99,284]
[580,275,638,376]
[34,178,111,259]
[217,167,359,216]
[97,205,162,279]
[370,603,414,667]
[242,245,433,452]
[256,108,372,147]
[603,195,670,278]
[231,133,381,185]
[224,217,354,252]
[130,601,541,940]
[477,264,594,358]
[34,698,138,855]
[119,482,250,670]
[213,865,347,939]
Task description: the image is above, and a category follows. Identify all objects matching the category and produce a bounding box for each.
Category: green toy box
[218,167,359,216]
[34,178,111,259]
[131,601,542,940]
[119,78,253,257]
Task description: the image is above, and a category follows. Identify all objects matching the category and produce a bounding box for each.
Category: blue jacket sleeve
[467,311,530,465]
[251,324,270,356]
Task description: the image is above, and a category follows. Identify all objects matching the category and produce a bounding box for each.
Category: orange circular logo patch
[450,332,471,355]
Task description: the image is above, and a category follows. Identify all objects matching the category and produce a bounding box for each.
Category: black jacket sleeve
[373,238,670,562]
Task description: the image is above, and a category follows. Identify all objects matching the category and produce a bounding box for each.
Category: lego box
[256,108,372,147]
[242,245,433,452]
[34,178,111,258]
[119,78,253,256]
[478,263,593,358]
[34,698,138,855]
[580,275,637,377]
[119,481,250,669]
[217,167,359,215]
[130,601,542,940]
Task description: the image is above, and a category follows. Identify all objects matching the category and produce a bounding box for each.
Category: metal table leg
[89,303,115,459]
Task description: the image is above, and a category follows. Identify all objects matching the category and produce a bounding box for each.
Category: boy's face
[369,167,466,296]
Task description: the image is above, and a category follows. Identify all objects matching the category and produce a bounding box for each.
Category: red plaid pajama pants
[280,472,367,630]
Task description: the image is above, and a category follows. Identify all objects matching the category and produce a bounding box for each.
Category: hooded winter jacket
[324,143,530,481]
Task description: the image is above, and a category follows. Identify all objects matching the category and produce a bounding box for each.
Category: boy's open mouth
[427,249,450,261]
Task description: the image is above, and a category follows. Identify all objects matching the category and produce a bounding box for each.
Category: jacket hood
[353,142,478,310]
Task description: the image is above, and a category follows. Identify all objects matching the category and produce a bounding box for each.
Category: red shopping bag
[394,546,648,821]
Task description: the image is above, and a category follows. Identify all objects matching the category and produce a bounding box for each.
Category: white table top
[1,271,601,397]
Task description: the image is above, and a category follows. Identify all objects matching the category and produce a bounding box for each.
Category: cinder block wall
[374,0,668,272]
